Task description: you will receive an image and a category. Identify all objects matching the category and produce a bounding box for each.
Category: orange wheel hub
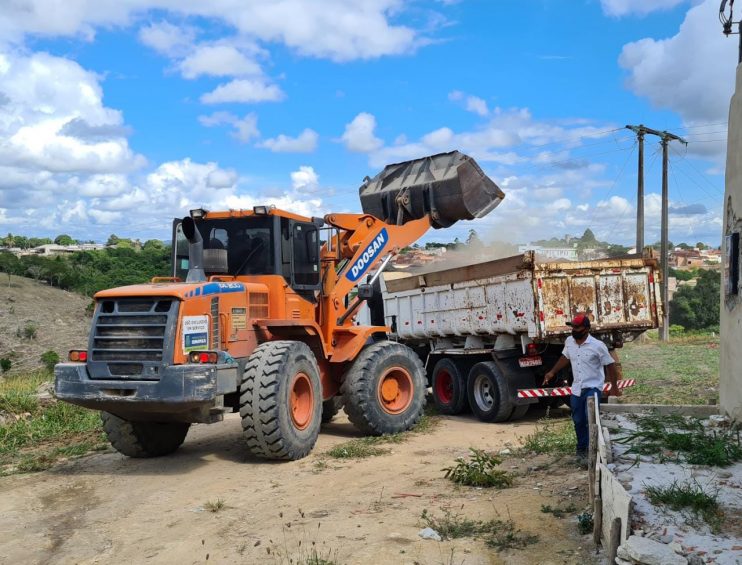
[377,367,413,415]
[290,372,314,430]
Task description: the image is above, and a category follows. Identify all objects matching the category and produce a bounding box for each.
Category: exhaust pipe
[181,216,206,283]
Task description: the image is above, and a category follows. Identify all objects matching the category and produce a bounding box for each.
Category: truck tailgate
[536,257,661,337]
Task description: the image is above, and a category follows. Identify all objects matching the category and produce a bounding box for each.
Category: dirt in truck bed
[0,409,597,565]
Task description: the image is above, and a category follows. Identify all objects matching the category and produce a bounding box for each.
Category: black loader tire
[321,396,344,424]
[343,341,426,435]
[101,412,190,458]
[239,341,322,460]
[508,404,529,421]
[431,358,469,415]
[467,361,514,423]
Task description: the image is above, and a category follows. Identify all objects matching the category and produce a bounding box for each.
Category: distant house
[517,244,578,261]
[33,243,107,256]
[669,249,704,268]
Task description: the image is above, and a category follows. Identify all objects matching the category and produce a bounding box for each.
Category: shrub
[17,323,38,340]
[443,448,513,488]
[0,358,11,373]
[40,351,60,372]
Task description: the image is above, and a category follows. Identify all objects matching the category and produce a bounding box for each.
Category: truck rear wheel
[101,412,190,458]
[509,404,529,421]
[239,341,322,460]
[467,361,513,423]
[431,358,468,415]
[343,341,426,435]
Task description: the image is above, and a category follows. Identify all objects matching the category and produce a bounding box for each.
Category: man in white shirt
[543,314,620,459]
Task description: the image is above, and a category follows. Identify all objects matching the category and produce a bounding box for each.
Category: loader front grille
[88,297,178,380]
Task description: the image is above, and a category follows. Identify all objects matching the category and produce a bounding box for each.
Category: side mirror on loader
[357,284,374,300]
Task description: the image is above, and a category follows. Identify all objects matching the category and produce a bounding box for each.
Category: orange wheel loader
[54,151,504,460]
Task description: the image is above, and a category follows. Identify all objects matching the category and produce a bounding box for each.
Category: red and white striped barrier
[517,379,636,399]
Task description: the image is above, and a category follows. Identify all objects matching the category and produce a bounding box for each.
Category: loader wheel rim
[435,369,454,405]
[290,372,314,430]
[378,367,413,415]
[473,373,495,411]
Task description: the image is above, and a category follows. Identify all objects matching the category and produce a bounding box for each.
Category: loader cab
[172,212,321,298]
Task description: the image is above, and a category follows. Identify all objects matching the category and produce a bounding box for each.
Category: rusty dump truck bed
[380,251,662,341]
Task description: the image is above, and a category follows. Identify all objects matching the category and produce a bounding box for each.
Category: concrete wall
[720,65,742,422]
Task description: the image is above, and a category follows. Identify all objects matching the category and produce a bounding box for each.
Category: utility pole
[626,124,686,342]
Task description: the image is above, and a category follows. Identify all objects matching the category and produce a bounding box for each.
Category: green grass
[442,448,513,488]
[540,503,577,518]
[620,335,719,405]
[204,498,226,513]
[645,480,723,531]
[420,508,538,550]
[324,414,439,460]
[614,413,742,466]
[520,419,576,455]
[0,371,105,475]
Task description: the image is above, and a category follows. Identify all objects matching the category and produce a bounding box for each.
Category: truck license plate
[518,356,543,368]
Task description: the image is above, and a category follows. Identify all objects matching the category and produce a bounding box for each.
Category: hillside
[0,275,91,375]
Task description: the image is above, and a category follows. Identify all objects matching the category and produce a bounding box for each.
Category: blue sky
[0,0,736,246]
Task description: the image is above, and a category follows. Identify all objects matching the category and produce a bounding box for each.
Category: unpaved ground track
[0,411,597,565]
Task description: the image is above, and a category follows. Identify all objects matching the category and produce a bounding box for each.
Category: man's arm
[543,355,569,385]
[606,361,621,397]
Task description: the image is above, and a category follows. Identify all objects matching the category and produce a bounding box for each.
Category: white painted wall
[720,65,742,422]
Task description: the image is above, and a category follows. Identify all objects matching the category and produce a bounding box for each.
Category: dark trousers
[570,388,602,455]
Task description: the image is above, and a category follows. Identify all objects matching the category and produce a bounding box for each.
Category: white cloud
[0,51,144,176]
[347,106,615,168]
[258,129,318,153]
[618,0,736,159]
[200,79,284,104]
[465,96,489,117]
[290,166,320,193]
[341,112,384,153]
[138,21,195,57]
[449,91,489,116]
[1,1,424,62]
[198,111,260,143]
[601,0,688,17]
[179,44,262,79]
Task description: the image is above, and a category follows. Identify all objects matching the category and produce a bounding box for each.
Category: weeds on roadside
[615,413,742,466]
[576,512,593,535]
[204,499,226,513]
[540,503,577,518]
[324,413,439,460]
[442,448,513,488]
[520,419,576,455]
[420,507,536,550]
[0,371,104,475]
[266,511,339,565]
[644,480,723,531]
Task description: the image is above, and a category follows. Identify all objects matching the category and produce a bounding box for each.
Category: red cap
[567,314,590,328]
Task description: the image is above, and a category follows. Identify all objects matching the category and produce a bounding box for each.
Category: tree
[466,229,483,249]
[106,234,120,246]
[581,228,597,243]
[696,242,707,250]
[54,234,75,246]
[669,270,720,330]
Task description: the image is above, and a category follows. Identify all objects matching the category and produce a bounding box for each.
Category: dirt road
[0,410,596,565]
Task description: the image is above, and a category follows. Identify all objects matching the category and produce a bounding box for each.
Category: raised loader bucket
[359,150,505,228]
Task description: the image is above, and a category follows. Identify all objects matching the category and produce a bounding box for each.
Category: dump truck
[359,251,661,422]
[54,151,505,460]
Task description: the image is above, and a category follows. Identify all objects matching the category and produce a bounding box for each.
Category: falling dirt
[0,409,599,565]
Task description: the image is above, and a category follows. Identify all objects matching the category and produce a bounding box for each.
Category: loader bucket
[359,151,505,228]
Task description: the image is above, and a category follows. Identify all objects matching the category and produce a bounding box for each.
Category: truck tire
[431,358,468,415]
[239,341,322,460]
[467,361,514,423]
[101,412,190,458]
[343,341,426,435]
[321,396,344,424]
[508,404,529,421]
